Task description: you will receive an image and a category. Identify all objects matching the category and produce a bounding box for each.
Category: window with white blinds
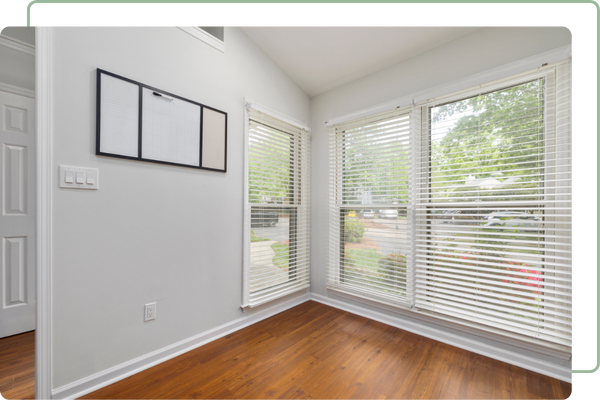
[327,107,414,306]
[326,60,571,353]
[243,106,311,308]
[414,61,572,350]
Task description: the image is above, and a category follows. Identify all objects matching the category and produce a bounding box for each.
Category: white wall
[310,27,571,363]
[0,27,35,90]
[50,27,310,389]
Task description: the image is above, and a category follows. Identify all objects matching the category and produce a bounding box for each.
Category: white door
[0,90,35,338]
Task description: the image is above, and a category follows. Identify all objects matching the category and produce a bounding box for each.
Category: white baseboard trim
[310,293,571,383]
[51,292,311,399]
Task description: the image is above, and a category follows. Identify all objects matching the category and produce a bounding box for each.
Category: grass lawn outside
[344,248,408,296]
[271,242,290,270]
[250,230,271,243]
[345,248,383,270]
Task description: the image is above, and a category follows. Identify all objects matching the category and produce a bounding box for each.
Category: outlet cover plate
[144,302,156,322]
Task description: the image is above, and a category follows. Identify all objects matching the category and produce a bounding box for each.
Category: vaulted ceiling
[241,27,481,97]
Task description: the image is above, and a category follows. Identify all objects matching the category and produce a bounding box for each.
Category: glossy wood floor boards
[82,301,571,399]
[0,331,35,400]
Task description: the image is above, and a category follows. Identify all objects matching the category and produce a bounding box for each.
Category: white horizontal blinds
[328,106,414,306]
[415,61,572,350]
[246,108,311,307]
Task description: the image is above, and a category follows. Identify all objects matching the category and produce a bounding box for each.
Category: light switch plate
[59,165,99,190]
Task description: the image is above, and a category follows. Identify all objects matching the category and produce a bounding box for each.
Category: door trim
[35,26,53,400]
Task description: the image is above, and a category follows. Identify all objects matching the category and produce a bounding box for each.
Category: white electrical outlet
[144,302,156,322]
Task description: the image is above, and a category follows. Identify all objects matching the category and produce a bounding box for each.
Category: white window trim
[177,27,225,53]
[325,44,571,127]
[242,99,310,310]
[245,99,310,132]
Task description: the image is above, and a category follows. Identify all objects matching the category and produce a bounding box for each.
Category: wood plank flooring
[0,331,35,400]
[82,301,571,399]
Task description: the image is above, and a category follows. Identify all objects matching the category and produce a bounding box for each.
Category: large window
[415,65,572,350]
[243,106,311,308]
[327,60,571,352]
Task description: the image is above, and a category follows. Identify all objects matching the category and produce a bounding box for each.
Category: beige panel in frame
[201,108,227,171]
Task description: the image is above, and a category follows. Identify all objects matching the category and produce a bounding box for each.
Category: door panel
[3,236,27,306]
[0,90,35,338]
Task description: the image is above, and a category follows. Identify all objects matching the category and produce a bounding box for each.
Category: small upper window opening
[199,27,224,42]
[178,27,225,53]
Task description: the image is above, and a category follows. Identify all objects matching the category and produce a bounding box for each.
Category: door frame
[0,84,37,338]
[35,26,52,400]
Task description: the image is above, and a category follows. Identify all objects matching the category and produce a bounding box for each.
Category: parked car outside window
[378,209,399,219]
[485,211,541,231]
[451,210,484,225]
[359,209,376,219]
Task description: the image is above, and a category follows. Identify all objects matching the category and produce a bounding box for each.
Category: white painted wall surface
[309,27,571,365]
[51,27,310,389]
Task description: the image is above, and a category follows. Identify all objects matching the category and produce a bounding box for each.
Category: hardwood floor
[0,331,35,400]
[82,301,570,399]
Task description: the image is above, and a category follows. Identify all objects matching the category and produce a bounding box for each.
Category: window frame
[327,106,415,308]
[242,100,311,309]
[413,68,571,350]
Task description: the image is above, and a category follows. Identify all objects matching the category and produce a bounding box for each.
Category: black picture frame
[96,68,228,173]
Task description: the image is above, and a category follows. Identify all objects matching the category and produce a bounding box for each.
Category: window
[327,107,414,306]
[243,105,311,308]
[327,60,571,352]
[415,63,571,351]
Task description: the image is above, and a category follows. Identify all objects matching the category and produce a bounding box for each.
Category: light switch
[59,166,99,190]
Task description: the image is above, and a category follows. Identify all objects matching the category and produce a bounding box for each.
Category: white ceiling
[241,27,481,97]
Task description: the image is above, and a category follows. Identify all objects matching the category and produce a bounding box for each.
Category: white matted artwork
[96,69,227,172]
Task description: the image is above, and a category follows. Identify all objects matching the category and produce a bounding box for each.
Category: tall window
[243,106,311,308]
[415,65,571,350]
[327,60,571,352]
[328,107,414,306]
